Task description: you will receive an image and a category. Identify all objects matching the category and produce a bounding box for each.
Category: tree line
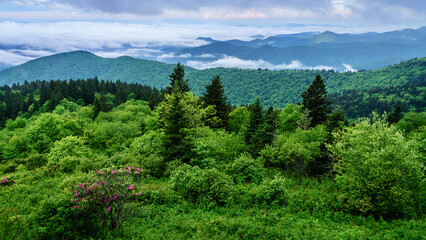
[0,78,164,127]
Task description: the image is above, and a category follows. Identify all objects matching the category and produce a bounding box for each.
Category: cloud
[93,48,161,59]
[0,50,37,66]
[54,0,332,15]
[186,56,335,71]
[343,63,356,72]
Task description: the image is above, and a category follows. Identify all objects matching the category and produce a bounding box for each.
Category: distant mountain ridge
[1,51,425,107]
[180,26,426,70]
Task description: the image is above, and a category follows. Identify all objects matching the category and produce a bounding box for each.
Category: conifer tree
[162,86,194,163]
[301,74,331,127]
[263,106,278,146]
[165,63,189,95]
[203,75,229,129]
[387,105,403,124]
[245,97,265,156]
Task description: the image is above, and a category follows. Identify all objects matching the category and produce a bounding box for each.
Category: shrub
[70,167,144,232]
[170,165,234,206]
[328,115,424,219]
[254,175,288,206]
[26,154,48,170]
[261,125,326,175]
[226,153,266,184]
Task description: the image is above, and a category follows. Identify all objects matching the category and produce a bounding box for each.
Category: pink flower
[75,194,78,197]
[129,185,133,190]
[108,206,111,212]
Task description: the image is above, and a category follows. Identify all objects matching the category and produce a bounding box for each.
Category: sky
[0,0,425,69]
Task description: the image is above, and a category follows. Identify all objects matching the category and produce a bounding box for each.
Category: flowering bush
[0,177,14,186]
[71,166,143,232]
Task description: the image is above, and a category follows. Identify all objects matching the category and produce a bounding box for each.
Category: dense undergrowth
[0,66,425,239]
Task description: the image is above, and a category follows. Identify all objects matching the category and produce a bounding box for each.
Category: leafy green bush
[170,165,234,206]
[328,115,424,218]
[261,125,326,175]
[254,175,288,206]
[25,154,47,170]
[226,153,266,184]
[193,127,247,165]
[46,136,91,173]
[25,113,82,153]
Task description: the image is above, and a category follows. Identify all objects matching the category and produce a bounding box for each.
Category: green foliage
[277,104,302,134]
[161,91,194,163]
[192,127,247,166]
[203,75,229,129]
[25,113,82,153]
[227,106,250,134]
[170,165,234,206]
[262,125,327,175]
[395,111,426,135]
[387,105,403,124]
[226,153,266,184]
[47,136,91,173]
[165,63,190,95]
[301,74,331,127]
[328,115,424,218]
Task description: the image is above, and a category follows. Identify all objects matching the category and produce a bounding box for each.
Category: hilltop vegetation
[0,64,424,239]
[1,51,425,110]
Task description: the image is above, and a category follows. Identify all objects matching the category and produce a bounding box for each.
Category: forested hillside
[0,63,424,239]
[1,51,425,108]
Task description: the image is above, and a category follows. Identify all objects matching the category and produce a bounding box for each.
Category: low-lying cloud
[343,63,357,72]
[186,56,335,71]
[0,49,50,66]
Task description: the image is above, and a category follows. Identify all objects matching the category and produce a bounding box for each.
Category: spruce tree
[387,105,403,124]
[263,106,278,146]
[165,63,189,95]
[245,97,265,156]
[162,86,194,163]
[301,74,331,127]
[203,75,229,129]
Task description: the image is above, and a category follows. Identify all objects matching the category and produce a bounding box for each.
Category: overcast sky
[0,0,425,68]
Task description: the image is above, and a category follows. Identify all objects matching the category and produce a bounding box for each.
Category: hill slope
[0,51,195,88]
[1,51,425,107]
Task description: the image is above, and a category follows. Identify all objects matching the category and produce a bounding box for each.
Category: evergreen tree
[263,106,278,146]
[301,74,331,127]
[387,105,403,124]
[165,63,189,95]
[297,108,312,130]
[245,97,265,157]
[162,86,194,163]
[325,106,346,142]
[203,75,229,129]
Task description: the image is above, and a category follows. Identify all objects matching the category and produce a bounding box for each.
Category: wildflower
[108,206,111,212]
[129,185,133,190]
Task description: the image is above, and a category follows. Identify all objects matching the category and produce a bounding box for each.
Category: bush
[328,115,424,219]
[226,153,266,184]
[70,167,144,232]
[26,154,48,170]
[261,126,326,175]
[170,165,234,206]
[193,127,247,164]
[254,175,288,206]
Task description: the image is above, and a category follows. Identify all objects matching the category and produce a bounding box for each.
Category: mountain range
[1,51,425,107]
[1,27,426,72]
[177,27,426,71]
